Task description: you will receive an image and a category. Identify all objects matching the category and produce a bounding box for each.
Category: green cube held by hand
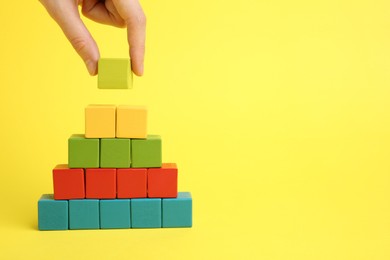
[98,58,133,89]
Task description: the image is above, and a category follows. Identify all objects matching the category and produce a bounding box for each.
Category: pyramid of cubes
[38,104,192,230]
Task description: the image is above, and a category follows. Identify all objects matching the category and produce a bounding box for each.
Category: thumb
[40,0,99,75]
[112,0,146,76]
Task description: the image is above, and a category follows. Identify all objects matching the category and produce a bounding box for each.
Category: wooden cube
[116,105,147,138]
[85,104,116,138]
[98,58,132,89]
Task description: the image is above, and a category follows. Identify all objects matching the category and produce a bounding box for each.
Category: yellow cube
[85,104,116,138]
[116,105,147,138]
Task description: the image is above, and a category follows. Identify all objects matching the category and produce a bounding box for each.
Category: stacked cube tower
[38,105,192,230]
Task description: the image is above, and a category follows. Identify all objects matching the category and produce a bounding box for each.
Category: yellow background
[0,0,390,259]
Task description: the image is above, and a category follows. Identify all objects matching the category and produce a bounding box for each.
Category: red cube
[148,163,178,198]
[86,168,116,199]
[117,168,147,198]
[53,164,85,200]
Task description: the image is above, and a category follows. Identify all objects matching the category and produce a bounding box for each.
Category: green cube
[68,134,100,168]
[100,138,131,168]
[38,194,68,231]
[131,135,162,168]
[100,199,131,229]
[98,58,133,89]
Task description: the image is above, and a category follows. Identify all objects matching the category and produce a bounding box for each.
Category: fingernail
[138,64,144,76]
[85,60,97,76]
[133,62,144,76]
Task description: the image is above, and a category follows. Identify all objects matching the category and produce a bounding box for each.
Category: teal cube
[38,194,68,230]
[68,134,99,168]
[100,138,131,168]
[100,200,131,229]
[98,58,133,89]
[131,135,162,168]
[131,198,161,228]
[69,199,100,229]
[162,192,192,228]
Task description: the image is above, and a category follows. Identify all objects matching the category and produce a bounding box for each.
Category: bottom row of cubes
[38,192,192,230]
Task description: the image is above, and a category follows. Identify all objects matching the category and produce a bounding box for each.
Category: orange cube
[116,105,147,138]
[85,104,116,138]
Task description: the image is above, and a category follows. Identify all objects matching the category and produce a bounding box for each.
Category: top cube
[85,104,116,138]
[98,58,133,89]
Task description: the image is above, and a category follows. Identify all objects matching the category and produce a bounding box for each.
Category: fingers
[81,0,126,27]
[39,0,146,76]
[113,0,146,76]
[39,0,99,75]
